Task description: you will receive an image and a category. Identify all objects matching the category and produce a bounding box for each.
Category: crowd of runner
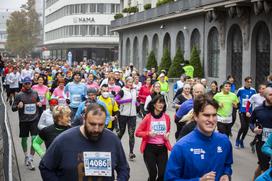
[0,55,272,181]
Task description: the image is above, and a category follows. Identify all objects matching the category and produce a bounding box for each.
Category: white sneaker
[27,158,35,170]
[24,156,29,166]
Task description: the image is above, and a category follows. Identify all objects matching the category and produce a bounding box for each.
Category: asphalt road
[5,101,258,181]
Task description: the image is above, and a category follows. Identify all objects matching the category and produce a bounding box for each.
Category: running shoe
[250,141,255,153]
[240,140,245,148]
[235,140,240,149]
[27,158,35,170]
[129,153,136,161]
[24,156,29,166]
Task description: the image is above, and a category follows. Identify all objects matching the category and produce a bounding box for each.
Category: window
[97,25,106,36]
[70,5,74,14]
[88,25,95,35]
[97,4,104,13]
[81,25,87,36]
[89,4,96,13]
[111,4,115,14]
[116,4,120,13]
[208,27,219,77]
[75,4,80,14]
[81,4,87,14]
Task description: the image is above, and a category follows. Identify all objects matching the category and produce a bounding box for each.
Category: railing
[111,0,226,29]
[0,81,12,180]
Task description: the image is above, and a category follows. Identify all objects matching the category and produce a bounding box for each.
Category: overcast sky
[0,0,27,12]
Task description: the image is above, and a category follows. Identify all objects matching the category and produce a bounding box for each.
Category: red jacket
[138,84,151,104]
[135,113,172,153]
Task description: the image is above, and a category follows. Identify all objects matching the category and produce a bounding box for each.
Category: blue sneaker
[240,140,245,148]
[235,140,240,149]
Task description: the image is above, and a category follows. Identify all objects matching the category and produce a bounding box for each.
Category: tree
[6,0,41,57]
[190,46,203,78]
[146,51,158,71]
[159,48,171,73]
[168,48,184,78]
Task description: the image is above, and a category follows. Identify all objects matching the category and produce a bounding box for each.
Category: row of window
[45,25,117,41]
[46,3,120,24]
[0,33,7,41]
[46,0,59,8]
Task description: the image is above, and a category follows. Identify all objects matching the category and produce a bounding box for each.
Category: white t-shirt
[249,93,265,110]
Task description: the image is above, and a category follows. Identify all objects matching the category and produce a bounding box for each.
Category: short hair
[85,103,107,119]
[58,77,65,84]
[101,84,108,88]
[52,105,71,122]
[211,81,218,86]
[227,75,234,80]
[194,94,219,116]
[244,76,252,82]
[37,75,44,81]
[222,81,231,87]
[147,95,167,113]
[258,84,266,90]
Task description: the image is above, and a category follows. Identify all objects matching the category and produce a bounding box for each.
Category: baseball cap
[22,77,32,84]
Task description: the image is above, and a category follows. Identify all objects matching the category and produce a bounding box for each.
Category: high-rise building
[43,0,120,63]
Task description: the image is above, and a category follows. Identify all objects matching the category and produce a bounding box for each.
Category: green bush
[144,3,152,10]
[146,51,158,71]
[159,48,171,72]
[168,48,184,78]
[156,0,174,7]
[128,6,139,13]
[114,13,124,19]
[122,8,129,13]
[190,46,203,78]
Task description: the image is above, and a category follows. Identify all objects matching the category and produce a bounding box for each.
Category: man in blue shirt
[174,83,205,139]
[235,76,256,148]
[165,94,233,181]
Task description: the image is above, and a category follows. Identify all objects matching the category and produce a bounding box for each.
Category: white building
[0,11,11,51]
[44,0,120,63]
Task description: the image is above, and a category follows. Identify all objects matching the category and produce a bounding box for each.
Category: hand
[149,131,156,137]
[110,116,116,121]
[18,101,24,108]
[246,112,251,117]
[164,132,170,140]
[37,102,42,107]
[200,171,216,181]
[219,175,229,181]
[254,127,262,135]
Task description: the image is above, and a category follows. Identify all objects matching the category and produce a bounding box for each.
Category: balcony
[110,0,248,31]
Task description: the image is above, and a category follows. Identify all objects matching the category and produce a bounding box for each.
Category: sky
[0,0,27,12]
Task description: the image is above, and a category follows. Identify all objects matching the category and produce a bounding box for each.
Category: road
[5,100,259,181]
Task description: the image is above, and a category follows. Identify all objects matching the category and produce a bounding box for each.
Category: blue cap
[22,77,32,84]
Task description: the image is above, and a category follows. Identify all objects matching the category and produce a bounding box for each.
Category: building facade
[44,0,120,63]
[111,0,272,88]
[0,11,11,51]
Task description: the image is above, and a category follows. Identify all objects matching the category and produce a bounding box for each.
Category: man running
[165,94,233,181]
[12,76,42,170]
[39,103,130,180]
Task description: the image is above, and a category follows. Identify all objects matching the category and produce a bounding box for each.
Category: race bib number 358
[83,152,112,177]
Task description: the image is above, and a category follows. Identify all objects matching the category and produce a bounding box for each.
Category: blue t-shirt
[39,127,130,181]
[165,128,233,181]
[236,87,256,113]
[64,82,87,108]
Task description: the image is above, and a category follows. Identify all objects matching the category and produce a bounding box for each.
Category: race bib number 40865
[83,152,112,177]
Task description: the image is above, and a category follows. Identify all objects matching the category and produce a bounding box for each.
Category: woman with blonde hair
[33,105,71,158]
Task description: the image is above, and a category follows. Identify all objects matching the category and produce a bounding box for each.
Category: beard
[84,126,103,142]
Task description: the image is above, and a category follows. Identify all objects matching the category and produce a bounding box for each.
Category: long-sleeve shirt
[39,127,130,181]
[165,128,233,181]
[175,99,194,121]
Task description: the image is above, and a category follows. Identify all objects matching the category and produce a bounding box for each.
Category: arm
[115,90,132,105]
[135,115,149,138]
[223,140,233,176]
[11,94,21,112]
[144,96,151,111]
[116,139,130,181]
[32,135,45,157]
[262,134,272,157]
[249,110,257,132]
[75,102,85,119]
[245,101,250,113]
[38,111,47,130]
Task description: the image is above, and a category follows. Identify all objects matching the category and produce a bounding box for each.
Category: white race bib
[242,98,248,108]
[72,94,81,104]
[24,104,36,115]
[262,128,272,142]
[83,152,112,177]
[151,121,167,135]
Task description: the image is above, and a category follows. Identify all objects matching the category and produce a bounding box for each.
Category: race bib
[72,94,81,104]
[83,152,112,177]
[58,98,66,106]
[24,104,36,115]
[39,95,45,102]
[151,121,166,135]
[242,98,248,108]
[262,128,272,142]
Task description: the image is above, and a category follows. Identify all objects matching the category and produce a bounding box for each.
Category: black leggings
[217,122,231,137]
[236,113,250,141]
[118,115,136,154]
[143,144,168,181]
